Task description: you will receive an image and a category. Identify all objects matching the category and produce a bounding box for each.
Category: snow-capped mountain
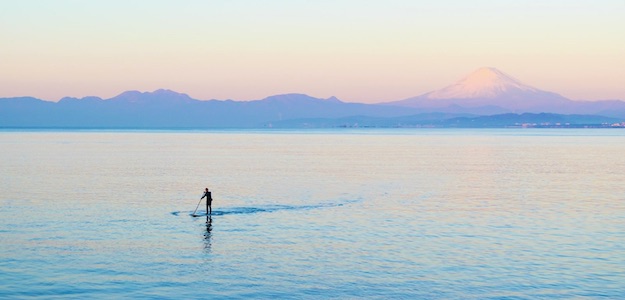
[388,67,573,113]
[426,67,538,99]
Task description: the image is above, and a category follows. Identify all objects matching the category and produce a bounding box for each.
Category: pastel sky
[1,0,624,103]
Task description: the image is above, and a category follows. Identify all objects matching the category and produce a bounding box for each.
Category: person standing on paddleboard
[201,188,213,215]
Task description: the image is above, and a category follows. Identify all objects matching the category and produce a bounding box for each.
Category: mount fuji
[387,67,593,114]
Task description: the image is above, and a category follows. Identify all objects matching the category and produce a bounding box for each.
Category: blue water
[1,129,624,299]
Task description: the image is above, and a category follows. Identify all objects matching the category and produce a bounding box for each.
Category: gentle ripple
[1,129,624,299]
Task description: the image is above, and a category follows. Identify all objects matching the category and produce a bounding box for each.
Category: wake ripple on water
[170,200,358,217]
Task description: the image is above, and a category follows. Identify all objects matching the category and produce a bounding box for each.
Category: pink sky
[1,1,624,103]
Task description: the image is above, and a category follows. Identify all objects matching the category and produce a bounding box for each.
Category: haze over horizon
[2,1,624,103]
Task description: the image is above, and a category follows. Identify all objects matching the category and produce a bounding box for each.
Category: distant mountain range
[1,68,625,128]
[0,90,420,128]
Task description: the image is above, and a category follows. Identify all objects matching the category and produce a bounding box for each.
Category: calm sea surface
[1,129,624,299]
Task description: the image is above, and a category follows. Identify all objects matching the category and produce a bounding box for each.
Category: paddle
[191,196,203,217]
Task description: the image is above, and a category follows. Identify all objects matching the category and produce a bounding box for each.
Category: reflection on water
[203,216,212,252]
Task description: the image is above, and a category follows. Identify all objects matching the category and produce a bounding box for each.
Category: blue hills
[0,89,428,128]
[1,88,624,128]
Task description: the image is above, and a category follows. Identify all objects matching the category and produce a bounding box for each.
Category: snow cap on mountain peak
[426,67,538,99]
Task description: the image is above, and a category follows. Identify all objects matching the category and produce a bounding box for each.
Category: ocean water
[1,129,624,299]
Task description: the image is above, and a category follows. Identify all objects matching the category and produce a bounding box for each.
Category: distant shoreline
[1,125,623,132]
